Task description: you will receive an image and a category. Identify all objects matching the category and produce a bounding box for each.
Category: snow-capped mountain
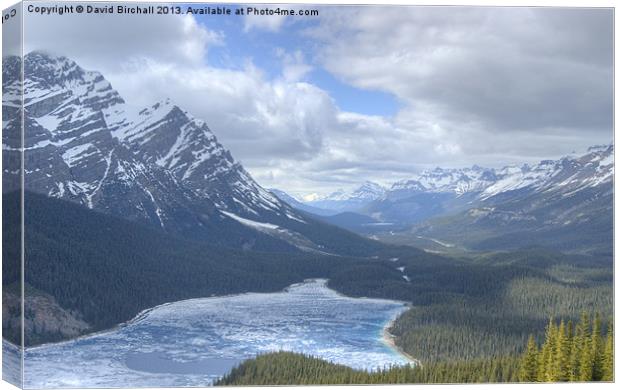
[350,181,387,200]
[3,53,226,238]
[293,145,612,218]
[106,98,290,220]
[3,52,380,255]
[480,145,613,200]
[410,145,613,253]
[388,166,498,200]
[280,146,612,253]
[269,189,338,216]
[365,146,613,224]
[398,146,612,201]
[283,145,613,229]
[381,145,613,204]
[305,181,387,212]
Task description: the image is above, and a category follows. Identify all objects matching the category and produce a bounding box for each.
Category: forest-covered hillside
[329,248,612,362]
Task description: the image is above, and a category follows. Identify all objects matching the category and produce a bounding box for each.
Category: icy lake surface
[18,279,410,388]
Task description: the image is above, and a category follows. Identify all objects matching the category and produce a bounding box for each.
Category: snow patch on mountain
[222,211,280,231]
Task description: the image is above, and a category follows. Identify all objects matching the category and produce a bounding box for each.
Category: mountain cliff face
[3,52,380,255]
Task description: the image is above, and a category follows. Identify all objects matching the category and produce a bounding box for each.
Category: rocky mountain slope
[409,145,613,253]
[2,52,381,255]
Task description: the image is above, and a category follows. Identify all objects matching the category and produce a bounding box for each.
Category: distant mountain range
[272,145,613,254]
[2,52,382,256]
[304,181,388,213]
[2,51,612,257]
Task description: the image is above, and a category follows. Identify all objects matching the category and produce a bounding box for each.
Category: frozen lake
[12,279,411,388]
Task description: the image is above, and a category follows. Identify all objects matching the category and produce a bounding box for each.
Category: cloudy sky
[22,2,613,196]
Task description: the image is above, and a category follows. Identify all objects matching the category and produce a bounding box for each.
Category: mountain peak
[25,50,71,63]
[390,179,426,192]
[587,144,613,153]
[21,50,125,113]
[24,50,85,84]
[350,181,387,200]
[360,180,384,188]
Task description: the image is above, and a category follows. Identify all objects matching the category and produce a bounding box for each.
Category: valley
[1,50,613,386]
[274,145,613,256]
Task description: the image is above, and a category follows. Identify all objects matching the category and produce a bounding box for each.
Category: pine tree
[591,313,604,380]
[569,315,586,381]
[519,335,539,382]
[578,313,593,381]
[555,319,571,381]
[537,317,557,381]
[601,319,613,381]
[564,320,574,380]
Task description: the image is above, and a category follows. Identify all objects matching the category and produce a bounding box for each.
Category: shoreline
[23,278,411,352]
[381,310,422,367]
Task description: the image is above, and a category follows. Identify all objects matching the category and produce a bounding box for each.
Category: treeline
[215,351,521,385]
[519,313,613,382]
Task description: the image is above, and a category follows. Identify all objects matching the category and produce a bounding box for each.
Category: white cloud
[305,6,613,170]
[23,6,222,69]
[276,48,313,82]
[16,5,614,196]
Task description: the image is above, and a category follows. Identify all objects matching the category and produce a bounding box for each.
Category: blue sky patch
[194,8,399,117]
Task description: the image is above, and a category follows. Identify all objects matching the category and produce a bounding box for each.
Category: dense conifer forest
[216,352,521,385]
[519,313,613,382]
[330,250,612,362]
